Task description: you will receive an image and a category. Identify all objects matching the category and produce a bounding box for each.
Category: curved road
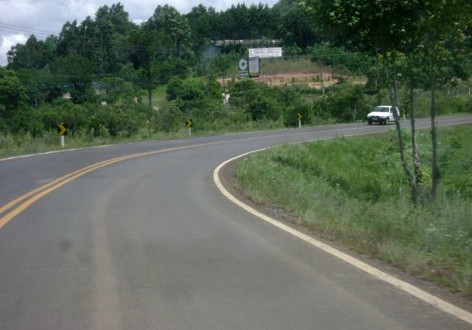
[1,117,472,329]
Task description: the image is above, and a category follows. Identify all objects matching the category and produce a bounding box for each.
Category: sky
[0,0,279,67]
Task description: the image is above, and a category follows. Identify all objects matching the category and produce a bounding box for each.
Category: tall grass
[235,125,472,297]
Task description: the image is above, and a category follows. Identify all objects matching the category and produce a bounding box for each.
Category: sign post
[57,123,68,147]
[297,113,303,128]
[185,119,193,137]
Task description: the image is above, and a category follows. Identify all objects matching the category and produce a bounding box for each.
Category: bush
[313,83,372,122]
[155,101,184,132]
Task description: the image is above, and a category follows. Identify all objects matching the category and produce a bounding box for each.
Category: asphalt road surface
[1,117,472,329]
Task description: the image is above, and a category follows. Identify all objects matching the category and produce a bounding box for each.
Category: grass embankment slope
[235,125,472,298]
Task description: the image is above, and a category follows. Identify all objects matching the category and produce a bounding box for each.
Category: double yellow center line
[0,142,220,230]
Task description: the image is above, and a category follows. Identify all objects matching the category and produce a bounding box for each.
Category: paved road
[1,117,472,329]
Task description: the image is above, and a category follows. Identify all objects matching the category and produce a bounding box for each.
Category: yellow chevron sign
[57,123,68,136]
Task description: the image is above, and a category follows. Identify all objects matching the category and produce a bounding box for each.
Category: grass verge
[234,125,472,298]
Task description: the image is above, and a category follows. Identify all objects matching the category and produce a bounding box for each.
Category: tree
[307,0,472,203]
[414,0,472,199]
[130,5,194,107]
[273,0,319,50]
[305,0,422,202]
[7,35,54,70]
[49,54,95,103]
[186,5,215,53]
[212,54,233,87]
[129,27,160,107]
[0,68,27,122]
[92,3,136,75]
[148,5,193,58]
[56,20,82,56]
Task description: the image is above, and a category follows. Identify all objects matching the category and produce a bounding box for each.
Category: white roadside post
[185,119,193,137]
[57,123,67,148]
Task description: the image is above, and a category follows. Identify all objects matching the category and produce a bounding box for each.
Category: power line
[0,22,59,38]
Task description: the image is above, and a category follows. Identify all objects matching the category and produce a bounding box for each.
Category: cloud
[0,0,278,66]
[0,33,28,65]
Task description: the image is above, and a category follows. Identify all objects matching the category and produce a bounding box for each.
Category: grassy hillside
[235,125,472,298]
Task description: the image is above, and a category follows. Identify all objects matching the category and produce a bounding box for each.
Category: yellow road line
[0,142,223,230]
[0,155,132,216]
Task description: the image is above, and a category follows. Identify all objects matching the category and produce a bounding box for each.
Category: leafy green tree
[0,68,27,122]
[304,0,422,201]
[131,5,193,106]
[212,54,234,87]
[307,0,420,53]
[274,0,319,50]
[99,77,138,107]
[56,20,82,56]
[166,77,210,114]
[413,0,472,199]
[91,3,137,75]
[307,0,472,203]
[154,100,183,132]
[310,43,372,74]
[228,79,281,121]
[148,5,193,58]
[186,5,217,53]
[49,54,95,103]
[312,83,368,123]
[129,27,160,106]
[7,35,54,70]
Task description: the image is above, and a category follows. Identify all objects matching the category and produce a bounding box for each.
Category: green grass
[235,125,472,298]
[0,119,287,158]
[152,85,168,109]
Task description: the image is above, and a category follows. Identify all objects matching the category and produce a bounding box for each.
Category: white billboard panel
[248,47,283,59]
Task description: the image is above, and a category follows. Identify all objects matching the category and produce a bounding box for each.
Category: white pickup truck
[367,105,399,125]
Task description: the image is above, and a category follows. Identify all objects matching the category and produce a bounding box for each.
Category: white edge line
[213,149,472,326]
[0,144,112,162]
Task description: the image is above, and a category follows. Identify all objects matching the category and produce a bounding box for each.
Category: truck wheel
[384,118,389,125]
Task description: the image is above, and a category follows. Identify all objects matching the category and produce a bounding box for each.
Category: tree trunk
[431,79,439,199]
[409,86,422,204]
[389,78,414,189]
[148,87,152,108]
[147,65,152,107]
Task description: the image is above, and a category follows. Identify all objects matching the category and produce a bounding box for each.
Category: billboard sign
[238,58,249,77]
[248,57,260,77]
[248,47,283,59]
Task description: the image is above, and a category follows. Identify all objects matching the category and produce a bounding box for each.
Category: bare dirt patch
[219,72,343,89]
[252,72,339,89]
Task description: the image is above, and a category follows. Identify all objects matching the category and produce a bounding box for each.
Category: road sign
[297,113,303,121]
[185,119,193,128]
[238,58,248,71]
[248,57,260,77]
[238,58,249,77]
[57,123,68,136]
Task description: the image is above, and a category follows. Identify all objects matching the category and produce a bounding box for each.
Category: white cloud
[0,33,28,66]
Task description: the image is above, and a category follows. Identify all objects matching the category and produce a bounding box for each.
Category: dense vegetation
[1,1,470,147]
[235,125,472,297]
